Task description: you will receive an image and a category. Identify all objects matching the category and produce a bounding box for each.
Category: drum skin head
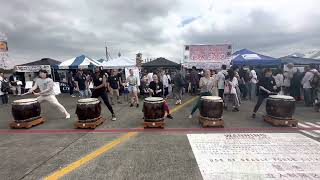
[145,97,164,102]
[201,96,222,101]
[269,95,294,100]
[13,98,38,105]
[77,98,100,104]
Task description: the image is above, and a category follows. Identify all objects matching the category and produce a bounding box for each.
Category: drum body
[199,96,223,119]
[12,98,41,122]
[76,98,101,122]
[266,95,295,119]
[143,97,165,122]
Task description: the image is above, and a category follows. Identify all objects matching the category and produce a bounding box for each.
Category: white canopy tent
[101,57,136,69]
[56,55,101,69]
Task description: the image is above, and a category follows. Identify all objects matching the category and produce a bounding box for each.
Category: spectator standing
[67,71,76,97]
[74,69,88,98]
[301,64,318,106]
[108,70,121,104]
[190,66,199,96]
[161,70,171,98]
[273,68,284,93]
[210,70,218,96]
[127,69,139,107]
[238,66,248,100]
[9,72,22,95]
[248,66,258,101]
[283,63,295,95]
[173,69,185,105]
[0,72,9,104]
[291,69,303,101]
[217,65,227,99]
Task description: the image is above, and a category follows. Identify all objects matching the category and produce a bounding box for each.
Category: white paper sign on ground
[53,82,61,95]
[25,81,33,89]
[187,133,320,180]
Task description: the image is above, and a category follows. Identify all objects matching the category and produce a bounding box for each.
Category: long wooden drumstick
[20,91,32,96]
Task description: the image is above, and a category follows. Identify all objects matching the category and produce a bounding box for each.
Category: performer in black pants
[251,68,277,118]
[91,67,116,121]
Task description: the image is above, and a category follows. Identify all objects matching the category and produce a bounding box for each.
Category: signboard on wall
[188,133,320,180]
[0,32,9,69]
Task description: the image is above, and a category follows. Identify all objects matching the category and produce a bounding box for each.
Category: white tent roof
[101,57,136,69]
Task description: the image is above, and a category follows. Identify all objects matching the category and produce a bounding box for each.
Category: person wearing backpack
[313,69,320,112]
[0,72,9,104]
[173,69,186,105]
[301,64,318,107]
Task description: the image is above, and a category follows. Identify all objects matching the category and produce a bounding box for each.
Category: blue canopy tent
[231,49,281,66]
[52,55,101,69]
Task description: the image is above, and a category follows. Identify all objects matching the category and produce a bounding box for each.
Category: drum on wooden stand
[199,96,223,120]
[143,97,165,122]
[266,95,295,120]
[76,98,101,122]
[198,96,224,127]
[12,98,41,122]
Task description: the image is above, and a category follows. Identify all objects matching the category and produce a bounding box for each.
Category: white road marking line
[305,122,320,128]
[304,122,320,134]
[298,123,320,138]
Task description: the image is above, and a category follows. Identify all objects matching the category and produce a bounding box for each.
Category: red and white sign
[184,44,232,62]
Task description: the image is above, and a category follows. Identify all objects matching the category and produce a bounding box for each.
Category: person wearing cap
[28,69,71,119]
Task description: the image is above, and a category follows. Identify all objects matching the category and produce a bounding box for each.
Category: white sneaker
[111,115,117,121]
[188,115,192,119]
[66,113,71,119]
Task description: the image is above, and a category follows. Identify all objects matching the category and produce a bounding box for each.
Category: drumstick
[20,92,31,96]
[20,91,34,96]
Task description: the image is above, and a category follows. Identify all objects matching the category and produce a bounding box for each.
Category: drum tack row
[9,95,298,129]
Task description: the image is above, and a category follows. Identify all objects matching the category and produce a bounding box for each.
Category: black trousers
[191,83,197,95]
[1,94,8,104]
[253,95,267,113]
[164,87,169,97]
[69,83,74,95]
[218,89,224,99]
[91,89,114,115]
[239,84,247,98]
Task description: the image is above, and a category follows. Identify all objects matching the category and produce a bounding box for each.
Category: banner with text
[15,65,52,73]
[183,44,232,69]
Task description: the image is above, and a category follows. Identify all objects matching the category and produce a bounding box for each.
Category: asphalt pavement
[0,93,319,180]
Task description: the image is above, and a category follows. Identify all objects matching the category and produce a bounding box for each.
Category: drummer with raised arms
[27,69,71,119]
[251,68,277,118]
[148,74,173,119]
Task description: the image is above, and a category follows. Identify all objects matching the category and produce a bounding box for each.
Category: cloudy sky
[1,0,320,65]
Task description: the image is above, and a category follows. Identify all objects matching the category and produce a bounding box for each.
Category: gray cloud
[0,0,178,64]
[0,0,319,65]
[182,8,320,57]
